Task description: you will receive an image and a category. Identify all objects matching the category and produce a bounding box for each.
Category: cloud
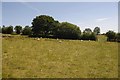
[96,17,110,22]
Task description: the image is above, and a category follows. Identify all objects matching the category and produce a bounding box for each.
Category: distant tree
[2,25,13,34]
[32,15,57,37]
[106,30,116,41]
[81,33,91,40]
[93,27,100,35]
[22,26,32,35]
[55,22,81,39]
[83,28,92,34]
[2,25,7,34]
[116,33,120,42]
[7,25,13,34]
[0,26,1,33]
[14,25,22,34]
[81,32,97,41]
[90,32,97,40]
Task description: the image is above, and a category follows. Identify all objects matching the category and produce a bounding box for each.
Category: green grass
[2,35,118,78]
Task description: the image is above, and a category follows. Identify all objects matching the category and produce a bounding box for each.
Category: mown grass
[2,35,118,78]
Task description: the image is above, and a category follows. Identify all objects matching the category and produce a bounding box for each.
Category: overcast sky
[2,2,118,33]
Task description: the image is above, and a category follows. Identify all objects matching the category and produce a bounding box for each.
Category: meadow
[2,35,118,78]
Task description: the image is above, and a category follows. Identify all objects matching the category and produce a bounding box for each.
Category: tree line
[0,15,119,42]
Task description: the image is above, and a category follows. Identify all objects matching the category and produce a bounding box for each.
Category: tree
[31,15,57,37]
[116,33,120,42]
[90,32,97,40]
[81,32,97,41]
[81,33,91,40]
[0,26,1,33]
[22,26,32,35]
[14,25,22,34]
[93,27,100,35]
[55,22,81,39]
[2,25,7,34]
[1,25,13,34]
[83,28,92,34]
[106,30,116,41]
[7,25,13,34]
[81,28,97,41]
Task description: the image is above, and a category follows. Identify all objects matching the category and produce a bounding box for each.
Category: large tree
[31,15,57,37]
[14,25,22,34]
[93,27,100,35]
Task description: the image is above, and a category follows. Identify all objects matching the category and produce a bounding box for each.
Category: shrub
[2,25,13,34]
[14,25,22,34]
[116,33,120,42]
[54,22,81,39]
[22,26,32,35]
[106,30,116,41]
[81,32,97,41]
[93,27,100,35]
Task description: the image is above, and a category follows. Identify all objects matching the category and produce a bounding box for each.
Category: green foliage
[2,25,13,34]
[55,22,81,39]
[93,27,100,35]
[2,25,6,34]
[81,28,97,41]
[22,26,32,35]
[83,28,92,34]
[7,25,13,34]
[14,25,22,34]
[32,15,57,37]
[0,26,1,33]
[106,30,116,41]
[81,32,97,41]
[90,32,97,40]
[116,33,120,42]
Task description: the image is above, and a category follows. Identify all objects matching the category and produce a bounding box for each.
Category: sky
[2,2,118,33]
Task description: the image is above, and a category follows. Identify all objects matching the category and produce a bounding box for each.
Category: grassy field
[2,35,118,78]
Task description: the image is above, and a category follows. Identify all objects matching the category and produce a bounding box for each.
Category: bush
[106,30,116,42]
[90,32,97,40]
[22,26,32,35]
[0,26,1,33]
[54,22,81,39]
[93,27,100,35]
[81,32,97,41]
[83,28,92,34]
[2,25,13,34]
[14,25,22,34]
[116,33,120,42]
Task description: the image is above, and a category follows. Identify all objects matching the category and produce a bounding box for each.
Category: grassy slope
[2,35,118,78]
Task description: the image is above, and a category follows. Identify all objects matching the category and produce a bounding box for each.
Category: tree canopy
[14,25,22,34]
[2,25,13,34]
[83,28,92,34]
[106,30,116,41]
[55,22,81,39]
[22,26,32,35]
[93,27,100,35]
[32,15,57,37]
